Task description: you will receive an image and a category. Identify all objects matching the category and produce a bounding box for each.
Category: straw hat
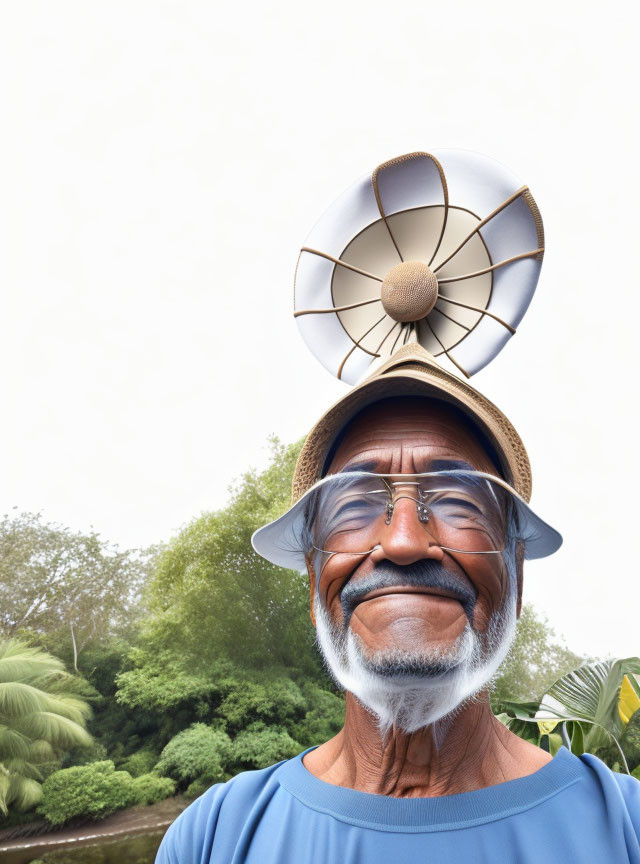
[291,340,532,503]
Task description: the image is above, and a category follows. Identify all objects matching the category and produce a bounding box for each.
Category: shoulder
[579,753,640,835]
[154,760,288,864]
[579,752,640,799]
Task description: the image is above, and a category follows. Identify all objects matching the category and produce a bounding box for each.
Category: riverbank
[0,796,189,864]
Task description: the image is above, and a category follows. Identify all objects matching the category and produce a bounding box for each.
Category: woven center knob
[381,261,438,323]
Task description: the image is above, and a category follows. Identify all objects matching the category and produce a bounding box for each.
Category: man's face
[306,397,521,731]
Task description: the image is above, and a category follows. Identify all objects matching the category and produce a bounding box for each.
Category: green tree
[492,603,587,702]
[0,639,92,816]
[0,511,152,670]
[128,438,321,679]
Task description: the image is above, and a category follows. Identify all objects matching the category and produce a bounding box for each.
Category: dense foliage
[595,708,640,774]
[622,709,640,769]
[229,723,301,771]
[38,761,176,825]
[39,761,137,825]
[130,773,176,807]
[154,724,231,788]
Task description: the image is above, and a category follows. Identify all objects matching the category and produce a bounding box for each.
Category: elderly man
[156,151,640,862]
[156,344,640,863]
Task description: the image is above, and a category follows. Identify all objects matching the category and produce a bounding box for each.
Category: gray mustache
[340,560,477,626]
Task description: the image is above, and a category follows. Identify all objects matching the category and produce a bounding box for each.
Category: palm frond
[0,682,57,717]
[0,725,31,760]
[19,711,92,749]
[28,738,55,763]
[0,768,10,816]
[40,692,92,723]
[6,774,44,812]
[0,654,65,686]
[2,757,43,781]
[0,638,93,818]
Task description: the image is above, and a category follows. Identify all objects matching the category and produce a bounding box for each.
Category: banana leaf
[546,658,640,754]
[494,658,640,774]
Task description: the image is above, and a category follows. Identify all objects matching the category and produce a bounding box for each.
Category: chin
[353,645,470,679]
[314,589,518,738]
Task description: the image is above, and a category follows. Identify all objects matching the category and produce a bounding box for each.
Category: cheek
[318,559,361,623]
[465,557,511,630]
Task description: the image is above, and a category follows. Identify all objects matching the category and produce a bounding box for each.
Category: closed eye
[433,496,483,515]
[333,497,383,518]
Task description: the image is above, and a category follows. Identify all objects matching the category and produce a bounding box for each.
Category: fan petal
[372,152,448,263]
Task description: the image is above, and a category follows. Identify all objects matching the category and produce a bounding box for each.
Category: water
[3,831,164,864]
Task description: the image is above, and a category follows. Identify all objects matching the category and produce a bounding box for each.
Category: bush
[290,682,345,747]
[61,741,109,769]
[229,723,301,771]
[155,724,232,788]
[38,761,137,825]
[185,776,212,800]
[217,677,307,734]
[131,773,175,806]
[122,749,159,778]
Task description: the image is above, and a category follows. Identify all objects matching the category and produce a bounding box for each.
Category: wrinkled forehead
[326,397,502,478]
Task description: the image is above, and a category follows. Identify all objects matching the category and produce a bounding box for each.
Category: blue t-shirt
[155,746,640,863]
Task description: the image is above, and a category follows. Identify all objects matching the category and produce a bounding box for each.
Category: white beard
[313,571,518,739]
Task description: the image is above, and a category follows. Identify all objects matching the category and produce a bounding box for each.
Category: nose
[372,496,444,566]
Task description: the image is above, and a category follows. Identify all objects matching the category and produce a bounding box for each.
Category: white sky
[0,1,638,661]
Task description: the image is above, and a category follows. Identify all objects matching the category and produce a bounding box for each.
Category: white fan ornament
[294,150,544,385]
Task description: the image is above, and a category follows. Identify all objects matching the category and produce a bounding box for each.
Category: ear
[305,555,317,627]
[515,541,525,619]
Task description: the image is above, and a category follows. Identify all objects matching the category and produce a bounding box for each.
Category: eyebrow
[429,459,478,472]
[337,460,380,474]
[337,458,479,475]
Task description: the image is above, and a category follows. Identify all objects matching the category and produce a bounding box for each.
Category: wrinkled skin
[303,398,550,797]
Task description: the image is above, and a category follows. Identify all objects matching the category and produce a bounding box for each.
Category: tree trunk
[70,620,78,672]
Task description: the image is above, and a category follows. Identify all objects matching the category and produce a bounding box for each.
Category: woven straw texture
[381,261,439,322]
[292,344,531,504]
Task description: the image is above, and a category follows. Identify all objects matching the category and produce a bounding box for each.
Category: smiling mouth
[357,586,464,604]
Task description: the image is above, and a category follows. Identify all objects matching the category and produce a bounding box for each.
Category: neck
[303,690,550,797]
